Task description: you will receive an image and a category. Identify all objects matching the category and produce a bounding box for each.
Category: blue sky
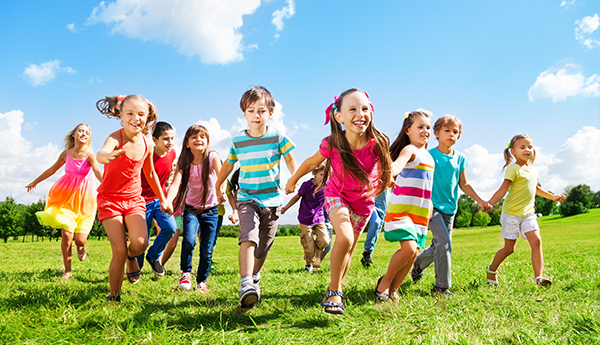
[1,0,598,224]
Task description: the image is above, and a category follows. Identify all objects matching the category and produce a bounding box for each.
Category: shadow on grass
[2,283,108,309]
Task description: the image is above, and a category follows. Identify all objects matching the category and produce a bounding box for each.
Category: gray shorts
[237,200,281,259]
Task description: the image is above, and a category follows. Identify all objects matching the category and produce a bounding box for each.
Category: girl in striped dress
[375,111,434,301]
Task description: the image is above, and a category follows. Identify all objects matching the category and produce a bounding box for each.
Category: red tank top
[98,130,147,198]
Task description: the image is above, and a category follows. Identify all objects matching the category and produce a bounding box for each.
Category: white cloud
[86,0,262,65]
[21,60,77,86]
[528,62,600,102]
[575,13,600,49]
[0,110,62,204]
[463,144,505,199]
[272,0,295,32]
[66,23,77,32]
[560,0,576,8]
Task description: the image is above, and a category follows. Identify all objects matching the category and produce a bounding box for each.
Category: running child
[375,111,434,301]
[168,125,223,292]
[411,115,490,296]
[281,162,329,274]
[286,88,391,314]
[216,86,297,308]
[136,121,178,277]
[96,94,172,302]
[26,123,103,279]
[485,134,565,287]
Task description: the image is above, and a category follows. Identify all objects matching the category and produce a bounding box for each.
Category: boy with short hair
[216,86,297,308]
[411,114,490,296]
[281,162,330,274]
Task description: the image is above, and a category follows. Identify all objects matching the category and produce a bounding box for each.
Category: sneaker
[146,255,166,277]
[239,284,260,308]
[197,281,208,292]
[536,277,552,287]
[411,263,424,282]
[179,272,192,290]
[361,251,374,268]
[431,286,454,297]
[106,295,121,303]
[252,271,261,285]
[305,264,314,274]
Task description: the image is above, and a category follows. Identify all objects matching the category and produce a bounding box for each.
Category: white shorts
[500,213,539,240]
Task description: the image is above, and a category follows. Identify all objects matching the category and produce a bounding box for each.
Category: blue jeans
[363,190,388,253]
[137,198,177,267]
[413,208,455,289]
[180,204,219,283]
[213,215,223,249]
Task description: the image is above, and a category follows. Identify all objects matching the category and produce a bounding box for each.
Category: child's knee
[316,237,330,250]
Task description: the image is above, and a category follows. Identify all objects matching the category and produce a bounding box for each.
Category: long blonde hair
[503,134,535,170]
[63,123,92,153]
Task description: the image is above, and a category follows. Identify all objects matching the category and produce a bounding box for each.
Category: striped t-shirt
[227,127,295,207]
[384,145,434,248]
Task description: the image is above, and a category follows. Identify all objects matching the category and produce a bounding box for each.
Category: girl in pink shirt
[168,125,223,292]
[286,88,392,314]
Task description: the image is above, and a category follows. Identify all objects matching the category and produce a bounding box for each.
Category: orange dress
[36,149,97,234]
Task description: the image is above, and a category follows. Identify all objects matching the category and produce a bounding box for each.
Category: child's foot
[313,258,321,270]
[62,271,72,279]
[322,290,344,314]
[361,251,374,268]
[375,276,389,301]
[145,254,166,277]
[252,271,261,285]
[239,284,260,308]
[431,286,454,297]
[411,262,423,282]
[126,255,141,284]
[77,247,87,261]
[179,272,192,290]
[106,295,121,303]
[197,281,208,292]
[536,277,552,287]
[305,264,314,274]
[486,265,499,286]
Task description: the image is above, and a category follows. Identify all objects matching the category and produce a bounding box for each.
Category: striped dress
[384,145,434,248]
[227,127,295,207]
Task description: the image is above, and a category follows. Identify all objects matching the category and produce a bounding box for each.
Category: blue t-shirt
[429,147,468,215]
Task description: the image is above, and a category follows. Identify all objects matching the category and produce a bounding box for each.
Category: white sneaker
[239,284,260,308]
[252,271,261,285]
[179,272,192,290]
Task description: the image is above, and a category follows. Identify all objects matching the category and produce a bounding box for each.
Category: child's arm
[285,151,326,194]
[87,152,103,183]
[488,179,512,206]
[165,169,182,205]
[96,134,125,164]
[25,150,67,192]
[281,194,301,215]
[227,188,239,223]
[459,170,491,211]
[212,154,226,204]
[283,151,298,176]
[216,160,235,204]
[536,186,566,203]
[391,145,417,178]
[143,142,172,214]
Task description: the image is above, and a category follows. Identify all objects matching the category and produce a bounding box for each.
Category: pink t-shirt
[185,151,218,209]
[319,136,380,216]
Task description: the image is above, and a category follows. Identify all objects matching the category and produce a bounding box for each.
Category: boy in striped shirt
[216,86,297,308]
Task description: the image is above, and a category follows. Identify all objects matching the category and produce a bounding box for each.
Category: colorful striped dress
[384,145,434,248]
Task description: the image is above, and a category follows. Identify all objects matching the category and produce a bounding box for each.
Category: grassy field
[1,209,599,344]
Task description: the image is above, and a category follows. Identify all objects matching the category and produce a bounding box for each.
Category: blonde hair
[63,123,92,153]
[503,134,535,170]
[433,114,462,140]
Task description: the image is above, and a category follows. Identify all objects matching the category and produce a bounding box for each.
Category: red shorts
[97,194,146,221]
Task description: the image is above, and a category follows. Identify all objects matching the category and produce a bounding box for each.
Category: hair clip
[117,95,126,103]
[507,142,511,148]
[403,112,410,119]
[324,96,340,125]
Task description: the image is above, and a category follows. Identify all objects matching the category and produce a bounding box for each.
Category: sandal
[322,290,345,315]
[106,295,121,303]
[375,276,389,301]
[535,277,552,287]
[126,255,141,284]
[77,247,87,261]
[486,265,499,286]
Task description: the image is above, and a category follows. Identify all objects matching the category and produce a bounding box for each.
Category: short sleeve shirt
[297,179,325,225]
[502,163,538,217]
[429,147,468,215]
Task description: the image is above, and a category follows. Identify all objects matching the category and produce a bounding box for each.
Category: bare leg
[124,214,149,283]
[525,230,544,278]
[74,232,88,260]
[239,241,257,278]
[487,239,516,281]
[377,240,418,295]
[160,229,180,266]
[61,229,74,278]
[103,217,127,297]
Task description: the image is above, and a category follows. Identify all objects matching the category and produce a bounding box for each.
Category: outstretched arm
[96,134,125,164]
[143,142,172,214]
[536,186,565,203]
[281,193,301,214]
[87,152,103,183]
[488,179,512,206]
[284,151,298,176]
[216,160,235,204]
[285,151,325,194]
[212,154,225,204]
[391,145,417,178]
[26,150,67,192]
[459,170,491,211]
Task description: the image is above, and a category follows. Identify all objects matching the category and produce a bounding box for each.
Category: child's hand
[106,148,126,163]
[281,206,288,215]
[478,201,492,212]
[228,210,239,224]
[285,180,297,194]
[217,188,226,205]
[552,194,566,203]
[161,200,173,215]
[25,182,37,193]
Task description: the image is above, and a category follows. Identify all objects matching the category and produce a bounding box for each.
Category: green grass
[1,210,599,344]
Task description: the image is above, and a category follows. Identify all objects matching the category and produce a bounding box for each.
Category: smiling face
[153,129,174,156]
[405,115,431,148]
[334,91,372,135]
[73,124,91,145]
[120,98,148,135]
[243,97,272,137]
[185,129,209,155]
[511,138,534,165]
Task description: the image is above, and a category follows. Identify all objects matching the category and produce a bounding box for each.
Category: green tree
[22,199,46,242]
[535,194,557,216]
[472,210,491,227]
[455,212,472,228]
[488,200,503,226]
[0,197,22,243]
[560,184,595,217]
[455,194,477,228]
[593,190,600,209]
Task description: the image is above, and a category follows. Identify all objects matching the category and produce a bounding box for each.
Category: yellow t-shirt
[502,164,538,217]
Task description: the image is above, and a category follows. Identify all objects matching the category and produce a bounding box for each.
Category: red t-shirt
[140,149,176,203]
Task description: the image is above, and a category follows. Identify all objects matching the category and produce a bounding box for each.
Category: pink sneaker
[179,272,191,290]
[197,282,208,292]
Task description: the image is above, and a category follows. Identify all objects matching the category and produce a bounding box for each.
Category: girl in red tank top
[96,94,173,302]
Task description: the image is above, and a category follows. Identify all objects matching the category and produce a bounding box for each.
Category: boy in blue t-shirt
[411,115,490,296]
[216,86,297,309]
